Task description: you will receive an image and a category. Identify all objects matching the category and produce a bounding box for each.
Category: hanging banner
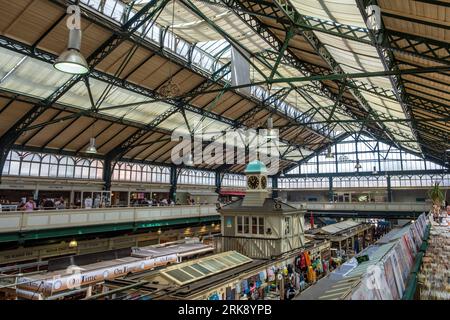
[231,47,251,95]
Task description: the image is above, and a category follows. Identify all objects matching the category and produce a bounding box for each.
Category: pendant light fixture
[85,137,97,154]
[159,0,180,98]
[85,119,97,154]
[372,165,377,174]
[54,5,89,75]
[266,116,278,139]
[325,146,334,159]
[355,160,362,170]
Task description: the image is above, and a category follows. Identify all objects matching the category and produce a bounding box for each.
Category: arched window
[74,159,91,179]
[40,154,58,177]
[20,152,41,176]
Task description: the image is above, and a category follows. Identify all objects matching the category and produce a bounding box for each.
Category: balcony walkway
[0,205,219,243]
[292,202,429,219]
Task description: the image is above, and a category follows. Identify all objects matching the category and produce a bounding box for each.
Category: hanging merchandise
[323,260,328,274]
[208,292,220,300]
[267,268,275,281]
[287,264,293,274]
[259,271,267,282]
[304,251,312,267]
[241,279,249,294]
[235,282,241,294]
[307,266,316,283]
[354,238,360,254]
[226,287,233,300]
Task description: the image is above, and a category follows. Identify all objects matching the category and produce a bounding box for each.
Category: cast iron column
[386,175,392,202]
[169,165,177,203]
[215,170,222,194]
[328,176,334,202]
[103,157,112,191]
[272,175,279,199]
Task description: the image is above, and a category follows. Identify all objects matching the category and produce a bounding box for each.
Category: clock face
[260,176,267,189]
[247,176,260,189]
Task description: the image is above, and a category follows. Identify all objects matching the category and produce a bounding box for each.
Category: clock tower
[218,160,306,259]
[242,160,269,207]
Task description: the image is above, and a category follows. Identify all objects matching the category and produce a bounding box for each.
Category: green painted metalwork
[0,215,220,243]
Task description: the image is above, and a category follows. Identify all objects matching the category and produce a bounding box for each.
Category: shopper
[285,284,296,300]
[40,196,55,210]
[84,195,93,209]
[24,197,36,211]
[93,194,101,208]
[55,196,65,210]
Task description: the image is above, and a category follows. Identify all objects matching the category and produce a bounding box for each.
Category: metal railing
[0,205,218,234]
[291,202,430,213]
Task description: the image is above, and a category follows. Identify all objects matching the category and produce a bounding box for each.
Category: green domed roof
[245,160,267,173]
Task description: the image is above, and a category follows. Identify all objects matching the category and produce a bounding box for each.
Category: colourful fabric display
[307,266,316,283]
[242,280,249,294]
[267,268,275,281]
[235,282,241,294]
[304,251,312,267]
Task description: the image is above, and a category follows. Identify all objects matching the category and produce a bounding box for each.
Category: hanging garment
[299,253,306,270]
[267,268,275,281]
[307,266,316,283]
[208,292,220,300]
[354,238,360,254]
[316,259,323,273]
[287,264,293,274]
[226,287,233,300]
[323,261,328,274]
[242,280,249,294]
[259,271,267,282]
[294,256,300,271]
[304,251,312,267]
[235,282,241,294]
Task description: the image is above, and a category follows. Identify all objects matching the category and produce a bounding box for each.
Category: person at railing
[84,195,93,209]
[93,194,101,208]
[24,197,36,211]
[55,196,65,210]
[40,195,55,210]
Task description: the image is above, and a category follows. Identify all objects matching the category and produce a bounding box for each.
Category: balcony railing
[0,205,218,234]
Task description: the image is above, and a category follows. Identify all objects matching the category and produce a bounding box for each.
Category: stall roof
[160,250,252,286]
[318,220,361,235]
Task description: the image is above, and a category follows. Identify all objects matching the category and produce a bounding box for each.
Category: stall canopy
[161,250,252,285]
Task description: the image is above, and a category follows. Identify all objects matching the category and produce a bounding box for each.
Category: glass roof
[161,250,252,285]
[0,47,72,99]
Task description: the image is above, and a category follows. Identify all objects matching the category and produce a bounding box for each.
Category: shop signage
[16,254,178,295]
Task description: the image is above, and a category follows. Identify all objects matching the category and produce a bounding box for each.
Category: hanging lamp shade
[85,137,97,154]
[355,160,362,169]
[54,29,89,75]
[266,116,278,139]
